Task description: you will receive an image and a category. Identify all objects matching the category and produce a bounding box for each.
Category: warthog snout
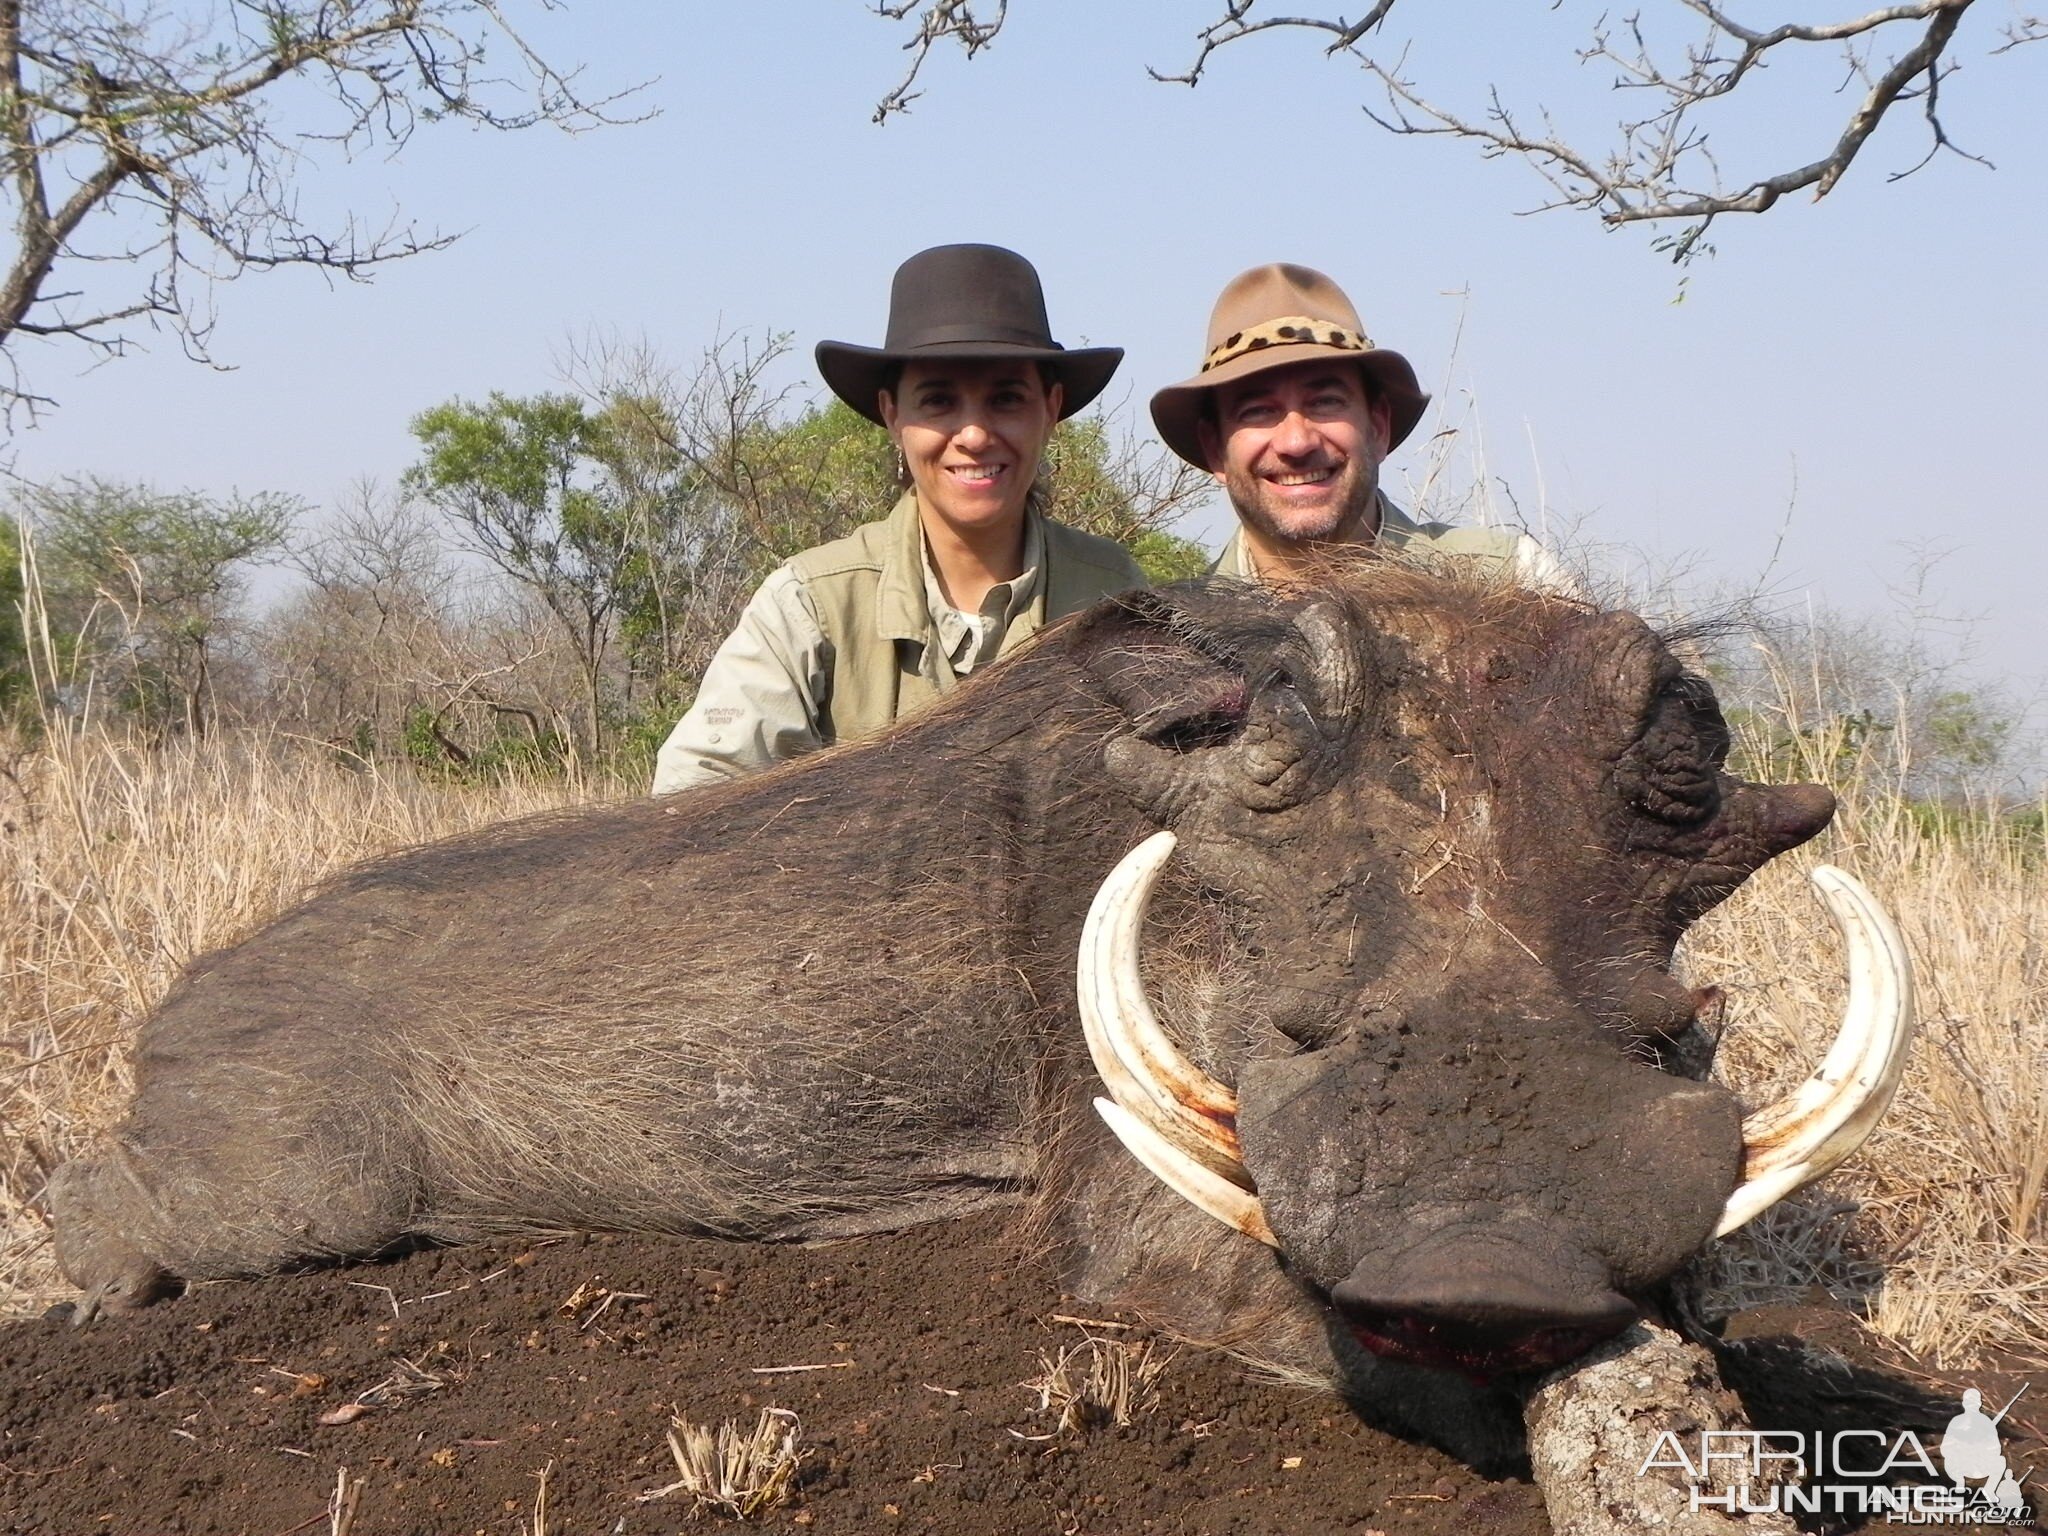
[1329,1229,1639,1379]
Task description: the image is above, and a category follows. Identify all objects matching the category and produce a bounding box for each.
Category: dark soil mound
[0,1214,1546,1535]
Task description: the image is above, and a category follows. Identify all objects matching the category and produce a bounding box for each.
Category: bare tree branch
[869,0,1007,122]
[872,1,2019,260]
[1147,0,1399,86]
[1993,10,2048,48]
[0,0,649,421]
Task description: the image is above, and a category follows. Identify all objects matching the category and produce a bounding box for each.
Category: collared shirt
[1211,492,1580,596]
[923,514,1045,678]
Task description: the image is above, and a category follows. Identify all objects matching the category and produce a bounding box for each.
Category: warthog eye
[1619,673,1727,826]
[1138,682,1252,753]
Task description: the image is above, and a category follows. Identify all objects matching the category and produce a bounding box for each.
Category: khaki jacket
[653,494,1146,793]
[792,491,1146,739]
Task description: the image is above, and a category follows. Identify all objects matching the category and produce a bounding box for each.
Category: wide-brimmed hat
[1149,264,1428,468]
[816,244,1123,426]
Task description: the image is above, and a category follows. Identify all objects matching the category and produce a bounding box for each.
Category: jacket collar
[875,490,1048,645]
[876,491,934,642]
[1212,492,1420,579]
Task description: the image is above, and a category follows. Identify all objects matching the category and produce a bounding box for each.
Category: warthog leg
[47,1147,180,1324]
[48,1107,424,1322]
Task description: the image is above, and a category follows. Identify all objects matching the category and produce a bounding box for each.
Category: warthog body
[50,564,1846,1464]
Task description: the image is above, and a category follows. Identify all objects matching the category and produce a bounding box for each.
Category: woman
[652,244,1146,793]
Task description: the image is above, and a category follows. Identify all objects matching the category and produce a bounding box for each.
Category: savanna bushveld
[0,337,2042,1531]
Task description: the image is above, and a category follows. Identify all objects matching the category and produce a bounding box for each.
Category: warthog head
[1063,569,1910,1381]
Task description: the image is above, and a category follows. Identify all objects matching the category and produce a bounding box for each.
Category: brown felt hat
[1149,264,1428,468]
[816,244,1123,426]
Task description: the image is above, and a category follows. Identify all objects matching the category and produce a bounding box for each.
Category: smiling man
[1151,264,1566,586]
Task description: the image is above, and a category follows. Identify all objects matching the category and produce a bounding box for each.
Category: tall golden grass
[0,674,2040,1374]
[1690,671,2047,1366]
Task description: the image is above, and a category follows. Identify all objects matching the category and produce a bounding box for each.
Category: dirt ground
[2,1213,2039,1536]
[0,1213,1545,1536]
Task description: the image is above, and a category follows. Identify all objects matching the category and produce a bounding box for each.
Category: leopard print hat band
[1203,316,1373,373]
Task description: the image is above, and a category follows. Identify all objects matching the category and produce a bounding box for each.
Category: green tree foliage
[406,392,654,753]
[1711,597,2027,807]
[1126,528,1213,584]
[21,478,294,733]
[1925,691,2011,773]
[715,396,900,560]
[1036,415,1211,582]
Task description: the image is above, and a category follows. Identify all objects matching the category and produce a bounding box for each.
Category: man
[653,244,1145,795]
[1150,263,1569,587]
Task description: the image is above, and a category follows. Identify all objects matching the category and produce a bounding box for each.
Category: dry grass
[0,720,621,1314]
[1688,710,2048,1368]
[1023,1333,1172,1433]
[639,1406,805,1519]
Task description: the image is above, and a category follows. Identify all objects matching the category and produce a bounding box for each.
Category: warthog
[47,562,1910,1465]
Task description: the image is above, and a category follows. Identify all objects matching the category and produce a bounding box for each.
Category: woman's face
[880,358,1063,539]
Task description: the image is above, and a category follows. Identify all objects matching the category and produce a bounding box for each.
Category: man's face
[1197,360,1393,550]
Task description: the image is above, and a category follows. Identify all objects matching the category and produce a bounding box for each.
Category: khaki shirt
[653,493,1146,794]
[1212,493,1578,594]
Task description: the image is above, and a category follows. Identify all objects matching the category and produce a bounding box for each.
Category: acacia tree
[0,0,639,417]
[873,1,2045,260]
[20,475,295,732]
[404,391,646,755]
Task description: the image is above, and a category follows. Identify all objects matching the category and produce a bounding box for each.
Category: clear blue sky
[10,3,2044,734]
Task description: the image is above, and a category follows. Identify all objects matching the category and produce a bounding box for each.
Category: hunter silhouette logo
[1640,1384,2035,1523]
[1940,1389,2030,1517]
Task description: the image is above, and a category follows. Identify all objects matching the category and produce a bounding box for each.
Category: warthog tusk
[1093,1098,1278,1248]
[1077,831,1251,1185]
[1714,865,1916,1238]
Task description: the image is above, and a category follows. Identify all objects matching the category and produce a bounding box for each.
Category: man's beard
[1224,459,1380,549]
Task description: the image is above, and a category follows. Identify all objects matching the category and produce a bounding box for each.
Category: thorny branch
[1993,10,2048,49]
[1174,1,1996,261]
[1335,1,1986,261]
[0,0,649,422]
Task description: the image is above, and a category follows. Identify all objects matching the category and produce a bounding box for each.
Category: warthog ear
[1071,587,1268,753]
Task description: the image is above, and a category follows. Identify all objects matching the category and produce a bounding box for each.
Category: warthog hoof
[66,1260,176,1325]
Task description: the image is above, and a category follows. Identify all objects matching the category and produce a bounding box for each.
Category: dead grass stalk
[1024,1333,1172,1433]
[640,1406,805,1519]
